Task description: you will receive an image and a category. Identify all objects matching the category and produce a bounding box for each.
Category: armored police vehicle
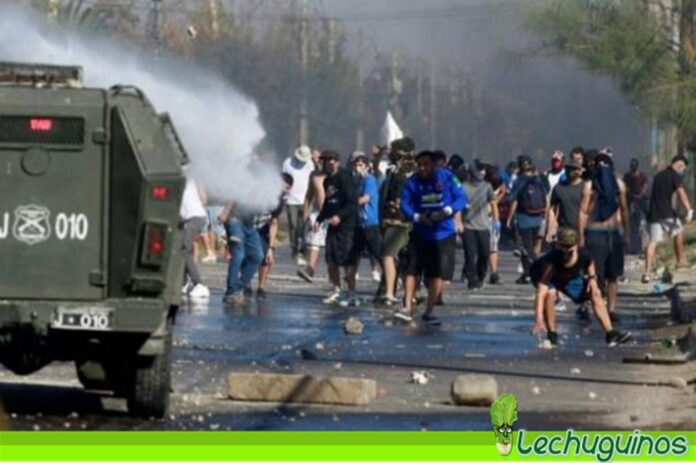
[0,62,186,418]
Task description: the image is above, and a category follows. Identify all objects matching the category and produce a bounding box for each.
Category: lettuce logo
[490,393,518,456]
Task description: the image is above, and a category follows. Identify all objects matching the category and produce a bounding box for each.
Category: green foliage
[528,0,696,141]
[490,393,518,427]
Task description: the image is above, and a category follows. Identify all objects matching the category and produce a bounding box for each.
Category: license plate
[52,307,114,331]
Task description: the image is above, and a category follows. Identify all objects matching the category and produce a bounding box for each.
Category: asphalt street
[0,245,694,431]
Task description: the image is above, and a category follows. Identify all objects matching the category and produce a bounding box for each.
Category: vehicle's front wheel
[126,325,172,418]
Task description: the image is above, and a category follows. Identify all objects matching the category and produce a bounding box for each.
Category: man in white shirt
[180,173,211,300]
[282,145,315,265]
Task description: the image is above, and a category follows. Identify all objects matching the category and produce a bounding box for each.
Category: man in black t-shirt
[531,228,631,347]
[643,155,694,282]
[315,150,359,306]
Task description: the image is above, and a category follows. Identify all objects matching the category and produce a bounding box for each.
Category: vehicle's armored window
[0,116,84,145]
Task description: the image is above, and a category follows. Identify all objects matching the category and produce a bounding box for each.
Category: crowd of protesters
[179,136,694,348]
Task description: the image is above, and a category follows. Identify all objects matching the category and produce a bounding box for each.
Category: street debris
[344,317,364,335]
[665,376,688,390]
[228,372,377,405]
[538,339,554,350]
[570,367,581,375]
[532,386,541,395]
[451,374,498,406]
[410,371,430,385]
[588,391,597,400]
[584,350,594,358]
[315,342,325,351]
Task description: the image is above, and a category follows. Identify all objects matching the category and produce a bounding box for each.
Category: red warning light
[149,236,164,255]
[151,186,169,200]
[29,118,53,132]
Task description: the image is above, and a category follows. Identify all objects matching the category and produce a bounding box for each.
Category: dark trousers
[285,204,305,257]
[518,226,539,277]
[462,229,491,286]
[181,217,205,286]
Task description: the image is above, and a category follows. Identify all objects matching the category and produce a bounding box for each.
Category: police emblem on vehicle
[12,204,51,245]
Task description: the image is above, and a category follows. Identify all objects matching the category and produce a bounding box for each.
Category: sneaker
[243,286,253,297]
[641,274,651,284]
[297,268,315,283]
[381,295,400,307]
[515,276,531,285]
[413,295,427,306]
[257,288,268,300]
[555,299,567,312]
[393,308,414,323]
[489,273,502,285]
[339,296,361,308]
[223,291,245,306]
[181,283,191,295]
[467,282,481,291]
[606,330,632,347]
[323,290,344,305]
[296,256,307,267]
[575,304,590,321]
[421,313,442,326]
[201,255,217,264]
[435,295,445,306]
[512,249,522,258]
[188,283,210,300]
[547,331,558,346]
[372,270,381,282]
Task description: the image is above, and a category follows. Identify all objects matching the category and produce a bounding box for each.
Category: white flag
[380,111,404,146]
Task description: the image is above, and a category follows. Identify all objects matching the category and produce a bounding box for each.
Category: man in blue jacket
[395,151,468,325]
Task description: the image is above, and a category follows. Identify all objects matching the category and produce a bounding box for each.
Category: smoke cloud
[0,5,281,211]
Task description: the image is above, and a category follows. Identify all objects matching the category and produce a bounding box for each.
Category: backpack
[520,177,546,216]
[592,165,620,221]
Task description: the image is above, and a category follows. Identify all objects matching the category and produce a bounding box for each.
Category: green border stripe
[0,431,691,462]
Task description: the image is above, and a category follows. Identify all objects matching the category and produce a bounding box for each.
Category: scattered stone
[630,415,640,423]
[333,362,343,370]
[584,350,594,358]
[344,317,364,335]
[32,425,40,431]
[532,386,541,395]
[315,342,325,351]
[209,424,220,430]
[570,367,581,375]
[410,371,430,385]
[228,372,377,406]
[588,391,597,400]
[666,376,689,390]
[463,353,486,358]
[383,320,394,327]
[644,353,653,361]
[451,375,498,406]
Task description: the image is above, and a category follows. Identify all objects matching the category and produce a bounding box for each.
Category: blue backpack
[520,177,546,216]
[593,165,620,221]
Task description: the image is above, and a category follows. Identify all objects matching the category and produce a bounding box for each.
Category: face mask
[583,165,596,180]
[569,170,582,181]
[561,249,575,263]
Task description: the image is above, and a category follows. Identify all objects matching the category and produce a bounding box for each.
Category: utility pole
[150,0,162,58]
[298,0,310,147]
[429,59,437,149]
[208,0,220,41]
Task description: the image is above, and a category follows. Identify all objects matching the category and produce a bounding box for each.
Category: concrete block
[451,374,498,406]
[228,372,377,406]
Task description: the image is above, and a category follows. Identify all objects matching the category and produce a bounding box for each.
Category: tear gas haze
[0,6,280,211]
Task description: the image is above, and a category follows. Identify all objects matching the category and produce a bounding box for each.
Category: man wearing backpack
[579,152,630,322]
[507,156,549,284]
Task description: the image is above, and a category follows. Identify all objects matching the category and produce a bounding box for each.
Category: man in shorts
[578,152,630,321]
[531,228,631,347]
[394,151,467,325]
[378,138,416,306]
[314,150,359,306]
[297,159,328,283]
[643,154,694,282]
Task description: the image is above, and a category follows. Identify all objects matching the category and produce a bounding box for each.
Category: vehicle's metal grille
[0,116,84,145]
